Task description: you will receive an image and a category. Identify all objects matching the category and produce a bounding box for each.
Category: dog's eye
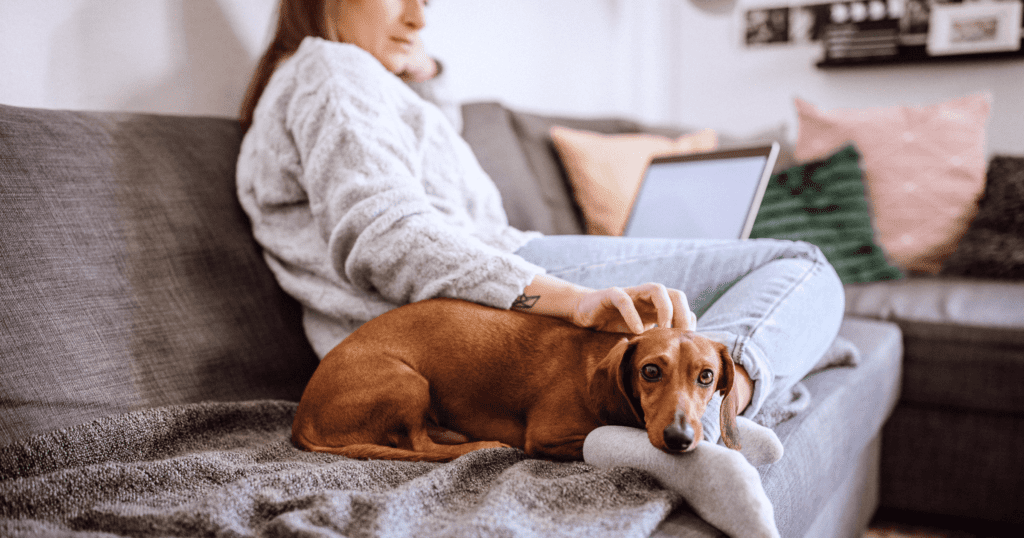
[641,364,662,382]
[698,369,714,386]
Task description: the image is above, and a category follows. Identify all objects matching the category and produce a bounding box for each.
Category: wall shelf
[817,43,1024,68]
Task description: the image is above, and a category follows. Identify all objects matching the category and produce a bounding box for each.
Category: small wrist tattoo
[512,294,540,309]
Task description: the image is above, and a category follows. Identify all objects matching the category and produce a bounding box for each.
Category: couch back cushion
[0,104,319,445]
[461,102,796,237]
[794,94,991,274]
[460,102,569,235]
[462,103,661,235]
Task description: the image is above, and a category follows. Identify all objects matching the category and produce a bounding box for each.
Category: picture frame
[744,6,792,46]
[926,1,1024,56]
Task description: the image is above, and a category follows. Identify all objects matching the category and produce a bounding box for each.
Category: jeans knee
[789,240,827,265]
[775,241,844,320]
[807,249,845,329]
[791,241,842,293]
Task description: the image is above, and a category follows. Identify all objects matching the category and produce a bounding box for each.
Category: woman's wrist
[512,274,589,323]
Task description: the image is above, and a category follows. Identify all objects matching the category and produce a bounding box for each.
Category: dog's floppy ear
[716,343,742,450]
[588,337,644,427]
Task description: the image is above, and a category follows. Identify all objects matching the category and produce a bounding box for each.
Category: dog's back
[292,298,620,461]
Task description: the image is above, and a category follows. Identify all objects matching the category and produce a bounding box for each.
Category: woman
[237,0,844,451]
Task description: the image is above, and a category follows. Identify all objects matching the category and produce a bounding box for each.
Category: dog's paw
[473,440,512,450]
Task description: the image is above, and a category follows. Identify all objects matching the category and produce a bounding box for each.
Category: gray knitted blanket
[0,400,679,537]
[0,338,859,537]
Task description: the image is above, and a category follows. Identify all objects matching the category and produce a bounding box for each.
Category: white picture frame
[927,1,1024,56]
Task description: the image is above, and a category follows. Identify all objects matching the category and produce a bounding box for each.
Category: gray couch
[459,102,1024,534]
[0,100,1014,537]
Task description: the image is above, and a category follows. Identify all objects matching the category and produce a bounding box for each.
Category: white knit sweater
[237,37,543,358]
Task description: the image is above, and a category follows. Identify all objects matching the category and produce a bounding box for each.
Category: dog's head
[589,328,740,453]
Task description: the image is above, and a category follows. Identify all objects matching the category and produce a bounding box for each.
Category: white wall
[0,0,276,116]
[1,0,1021,153]
[421,0,687,125]
[667,0,1024,155]
[426,0,1023,154]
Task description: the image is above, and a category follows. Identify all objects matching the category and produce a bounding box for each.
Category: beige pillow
[550,126,718,235]
[794,94,991,273]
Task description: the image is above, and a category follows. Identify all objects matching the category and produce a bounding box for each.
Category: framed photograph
[745,7,792,46]
[927,1,1024,56]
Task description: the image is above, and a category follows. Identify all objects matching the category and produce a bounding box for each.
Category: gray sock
[702,394,784,466]
[584,426,781,538]
[736,417,784,467]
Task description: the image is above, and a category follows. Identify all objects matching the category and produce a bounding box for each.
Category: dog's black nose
[663,422,695,451]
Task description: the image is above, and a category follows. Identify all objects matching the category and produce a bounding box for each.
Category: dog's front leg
[525,435,588,461]
[523,417,591,461]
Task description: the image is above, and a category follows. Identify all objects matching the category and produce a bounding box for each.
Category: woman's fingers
[607,287,645,334]
[574,284,696,334]
[622,283,694,331]
[667,288,695,330]
[639,283,674,330]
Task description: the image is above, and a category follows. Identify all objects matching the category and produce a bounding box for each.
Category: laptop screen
[623,144,778,240]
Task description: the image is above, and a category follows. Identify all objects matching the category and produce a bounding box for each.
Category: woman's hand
[572,283,696,334]
[514,275,696,334]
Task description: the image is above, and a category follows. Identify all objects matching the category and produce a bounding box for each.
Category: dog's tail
[304,442,458,462]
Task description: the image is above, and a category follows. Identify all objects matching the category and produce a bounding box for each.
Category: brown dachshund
[292,298,740,462]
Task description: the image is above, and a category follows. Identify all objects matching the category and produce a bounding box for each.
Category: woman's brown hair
[239,0,337,132]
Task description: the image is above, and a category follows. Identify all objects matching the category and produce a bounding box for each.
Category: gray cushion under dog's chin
[0,104,319,445]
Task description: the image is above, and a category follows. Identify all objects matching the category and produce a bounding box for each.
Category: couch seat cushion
[845,276,1024,414]
[764,317,902,537]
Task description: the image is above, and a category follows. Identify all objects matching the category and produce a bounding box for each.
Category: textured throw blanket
[0,400,678,538]
[0,338,858,537]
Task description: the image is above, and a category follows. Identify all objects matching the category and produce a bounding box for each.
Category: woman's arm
[514,274,697,334]
[286,43,540,310]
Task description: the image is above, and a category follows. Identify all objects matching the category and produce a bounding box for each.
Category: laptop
[623,143,780,240]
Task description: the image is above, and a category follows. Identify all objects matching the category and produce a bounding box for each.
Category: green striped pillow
[750,144,902,283]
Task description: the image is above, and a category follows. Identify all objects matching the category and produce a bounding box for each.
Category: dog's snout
[663,421,695,452]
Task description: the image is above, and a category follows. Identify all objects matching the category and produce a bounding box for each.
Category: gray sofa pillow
[0,105,319,445]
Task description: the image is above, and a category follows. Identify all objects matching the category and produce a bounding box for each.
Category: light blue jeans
[515,236,845,440]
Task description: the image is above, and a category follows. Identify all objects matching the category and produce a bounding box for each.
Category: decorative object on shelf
[927,0,1023,56]
[823,18,900,62]
[814,0,1024,67]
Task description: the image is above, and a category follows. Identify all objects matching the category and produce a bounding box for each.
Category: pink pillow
[794,94,991,273]
[550,126,718,236]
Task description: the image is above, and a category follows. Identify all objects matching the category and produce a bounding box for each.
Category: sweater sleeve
[286,48,543,309]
